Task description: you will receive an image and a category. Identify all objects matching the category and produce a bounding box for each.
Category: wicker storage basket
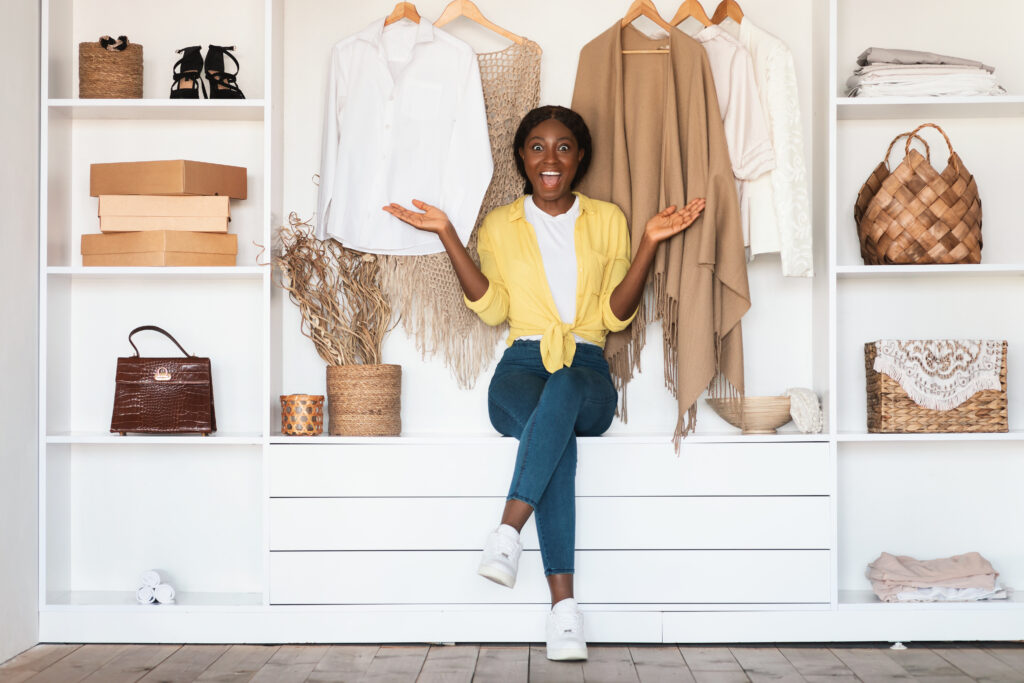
[865,341,1007,433]
[280,394,324,436]
[325,364,401,436]
[79,38,143,98]
[854,123,981,265]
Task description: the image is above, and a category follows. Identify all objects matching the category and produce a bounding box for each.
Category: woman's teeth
[540,172,561,188]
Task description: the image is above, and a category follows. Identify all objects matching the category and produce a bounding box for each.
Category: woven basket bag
[79,36,143,98]
[854,123,981,265]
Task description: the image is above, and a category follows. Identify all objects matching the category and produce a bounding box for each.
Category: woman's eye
[558,144,570,152]
[531,144,543,151]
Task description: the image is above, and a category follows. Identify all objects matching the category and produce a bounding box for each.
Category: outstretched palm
[644,198,706,243]
[382,199,453,235]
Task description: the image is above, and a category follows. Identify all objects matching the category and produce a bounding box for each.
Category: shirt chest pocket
[401,81,444,121]
[581,249,610,297]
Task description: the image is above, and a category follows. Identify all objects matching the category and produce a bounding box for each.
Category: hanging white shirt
[316,18,493,255]
[721,17,814,277]
[520,195,595,346]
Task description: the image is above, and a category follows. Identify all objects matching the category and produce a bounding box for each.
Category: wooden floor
[3,643,1024,682]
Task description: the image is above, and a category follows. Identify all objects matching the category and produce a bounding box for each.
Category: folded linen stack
[867,551,1009,602]
[136,569,176,605]
[847,47,1005,97]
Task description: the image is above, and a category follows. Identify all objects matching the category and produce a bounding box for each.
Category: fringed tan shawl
[571,24,751,441]
[381,40,542,388]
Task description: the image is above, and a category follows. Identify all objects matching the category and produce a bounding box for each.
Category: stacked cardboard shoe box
[82,160,247,266]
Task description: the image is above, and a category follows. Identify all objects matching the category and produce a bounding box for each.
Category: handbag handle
[904,122,958,171]
[127,325,194,358]
[883,131,930,170]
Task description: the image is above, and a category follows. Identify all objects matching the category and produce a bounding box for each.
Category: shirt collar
[357,16,436,47]
[511,192,596,222]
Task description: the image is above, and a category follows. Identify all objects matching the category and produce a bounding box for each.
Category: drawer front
[269,550,830,604]
[269,442,830,497]
[269,496,831,551]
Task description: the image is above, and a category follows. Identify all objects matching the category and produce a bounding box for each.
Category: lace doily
[873,339,1003,411]
[784,387,822,433]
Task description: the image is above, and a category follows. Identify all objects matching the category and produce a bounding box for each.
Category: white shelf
[45,591,264,609]
[47,266,267,278]
[839,590,1023,610]
[838,431,1020,443]
[46,432,264,445]
[270,431,829,446]
[836,95,1024,120]
[836,264,1024,278]
[47,99,266,121]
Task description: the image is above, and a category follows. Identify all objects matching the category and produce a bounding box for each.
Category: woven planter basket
[280,394,324,436]
[325,364,401,436]
[865,341,1007,433]
[79,39,143,98]
[854,123,981,265]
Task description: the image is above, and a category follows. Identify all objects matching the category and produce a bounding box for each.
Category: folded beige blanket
[867,551,998,602]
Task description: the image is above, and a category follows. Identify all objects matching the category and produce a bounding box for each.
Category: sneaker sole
[546,646,588,661]
[477,563,516,588]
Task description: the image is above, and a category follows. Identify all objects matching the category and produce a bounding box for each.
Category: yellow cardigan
[464,192,637,372]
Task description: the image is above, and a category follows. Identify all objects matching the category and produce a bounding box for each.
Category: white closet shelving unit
[36,0,1024,643]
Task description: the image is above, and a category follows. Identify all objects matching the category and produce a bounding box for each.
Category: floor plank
[248,645,328,683]
[932,646,1024,681]
[679,647,747,674]
[470,647,528,683]
[194,645,280,683]
[629,646,695,683]
[984,646,1024,676]
[23,645,131,683]
[361,645,428,683]
[528,645,583,683]
[829,646,915,681]
[306,645,379,683]
[778,646,853,678]
[582,646,640,683]
[728,647,805,683]
[883,646,973,681]
[0,645,81,683]
[416,645,478,683]
[81,645,180,683]
[137,645,232,683]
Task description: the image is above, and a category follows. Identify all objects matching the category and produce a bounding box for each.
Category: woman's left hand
[643,198,706,244]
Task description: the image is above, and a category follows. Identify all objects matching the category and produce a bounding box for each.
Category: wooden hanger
[434,0,525,44]
[384,2,421,26]
[710,0,744,24]
[620,0,674,54]
[670,0,712,27]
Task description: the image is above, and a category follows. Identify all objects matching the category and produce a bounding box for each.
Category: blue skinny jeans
[487,339,618,575]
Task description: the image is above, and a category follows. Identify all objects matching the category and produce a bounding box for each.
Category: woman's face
[519,118,585,204]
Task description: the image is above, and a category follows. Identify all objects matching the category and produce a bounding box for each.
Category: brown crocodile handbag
[110,325,216,435]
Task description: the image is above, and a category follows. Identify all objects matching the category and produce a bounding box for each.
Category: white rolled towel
[154,583,176,604]
[139,570,161,589]
[136,586,156,604]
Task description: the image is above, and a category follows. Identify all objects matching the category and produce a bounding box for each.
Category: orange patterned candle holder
[280,394,325,436]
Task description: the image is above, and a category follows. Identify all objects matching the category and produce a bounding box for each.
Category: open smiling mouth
[539,171,562,189]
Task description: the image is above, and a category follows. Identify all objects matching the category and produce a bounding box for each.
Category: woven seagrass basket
[325,364,401,436]
[854,123,981,265]
[865,341,1007,433]
[280,394,324,436]
[79,38,143,98]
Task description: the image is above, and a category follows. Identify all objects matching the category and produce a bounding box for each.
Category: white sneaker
[477,524,522,588]
[546,597,588,661]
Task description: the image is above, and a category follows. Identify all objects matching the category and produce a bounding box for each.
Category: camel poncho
[571,23,752,439]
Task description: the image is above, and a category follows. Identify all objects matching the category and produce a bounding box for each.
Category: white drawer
[269,496,832,551]
[269,549,830,604]
[269,441,830,497]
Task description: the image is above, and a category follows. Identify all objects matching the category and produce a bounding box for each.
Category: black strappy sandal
[204,45,245,99]
[170,45,206,99]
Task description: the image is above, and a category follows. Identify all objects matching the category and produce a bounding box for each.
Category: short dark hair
[513,105,593,195]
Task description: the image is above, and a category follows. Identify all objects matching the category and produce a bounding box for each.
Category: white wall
[279,0,821,436]
[0,0,40,663]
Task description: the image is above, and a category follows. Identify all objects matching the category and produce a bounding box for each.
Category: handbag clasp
[154,367,172,381]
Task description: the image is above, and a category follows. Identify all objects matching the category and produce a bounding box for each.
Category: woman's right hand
[382,199,454,237]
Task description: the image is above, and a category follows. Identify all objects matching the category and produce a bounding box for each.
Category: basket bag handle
[904,122,959,172]
[127,325,194,358]
[883,131,930,170]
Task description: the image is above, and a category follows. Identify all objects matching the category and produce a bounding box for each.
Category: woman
[384,105,704,661]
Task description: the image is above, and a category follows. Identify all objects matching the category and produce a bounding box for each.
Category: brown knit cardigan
[571,23,751,440]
